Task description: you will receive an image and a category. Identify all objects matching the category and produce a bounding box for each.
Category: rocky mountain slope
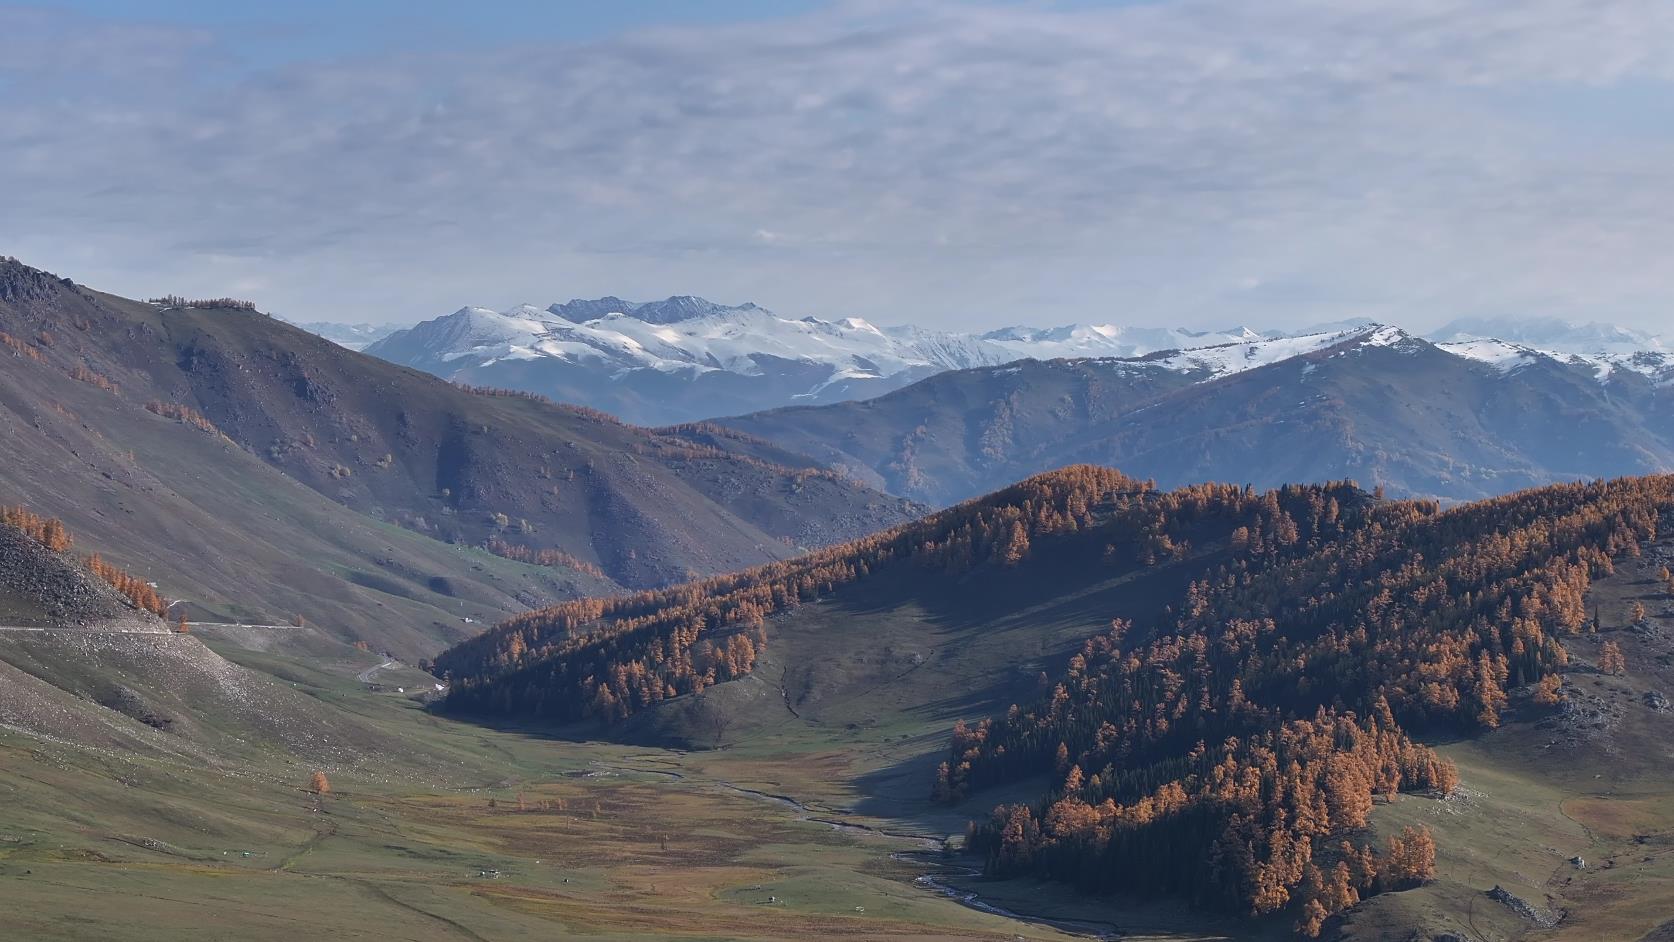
[721,325,1674,506]
[0,258,916,653]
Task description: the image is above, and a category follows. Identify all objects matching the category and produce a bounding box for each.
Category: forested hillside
[436,467,1674,936]
[438,465,1135,715]
[947,475,1673,934]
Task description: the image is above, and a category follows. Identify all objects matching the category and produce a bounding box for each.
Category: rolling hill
[0,258,917,654]
[719,325,1674,506]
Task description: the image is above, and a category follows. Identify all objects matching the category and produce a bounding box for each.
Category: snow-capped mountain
[1429,315,1668,355]
[377,300,1016,377]
[1438,337,1674,386]
[1150,324,1417,377]
[367,298,1026,424]
[365,296,1391,424]
[364,296,1673,427]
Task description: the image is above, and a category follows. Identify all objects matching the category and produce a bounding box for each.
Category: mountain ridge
[718,325,1674,506]
[0,257,917,654]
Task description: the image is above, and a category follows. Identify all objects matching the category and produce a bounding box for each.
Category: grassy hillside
[0,510,1096,941]
[10,558,1674,940]
[0,258,917,653]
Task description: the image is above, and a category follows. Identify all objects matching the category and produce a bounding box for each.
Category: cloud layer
[4,0,1674,330]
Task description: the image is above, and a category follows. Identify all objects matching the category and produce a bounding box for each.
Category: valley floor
[0,637,1208,942]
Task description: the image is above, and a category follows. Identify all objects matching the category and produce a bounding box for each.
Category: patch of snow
[1143,326,1379,379]
[1438,338,1543,373]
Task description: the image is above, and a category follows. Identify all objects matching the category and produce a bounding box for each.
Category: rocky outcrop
[0,524,144,627]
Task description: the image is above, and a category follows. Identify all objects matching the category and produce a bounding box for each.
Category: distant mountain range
[355,295,1671,427]
[719,324,1674,505]
[359,298,1332,425]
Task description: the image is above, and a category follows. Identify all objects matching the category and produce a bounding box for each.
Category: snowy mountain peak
[360,296,1673,426]
[837,316,882,334]
[1130,324,1385,380]
[1439,335,1674,386]
[1260,317,1377,339]
[504,303,554,319]
[1355,324,1420,348]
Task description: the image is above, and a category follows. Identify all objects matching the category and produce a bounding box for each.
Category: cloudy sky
[5,0,1674,332]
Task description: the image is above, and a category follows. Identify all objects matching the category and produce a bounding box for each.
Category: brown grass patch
[1563,796,1674,841]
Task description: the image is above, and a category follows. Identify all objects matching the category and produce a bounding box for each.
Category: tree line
[147,295,259,311]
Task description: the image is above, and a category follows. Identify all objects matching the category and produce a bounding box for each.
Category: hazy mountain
[978,322,1264,358]
[719,325,1674,506]
[283,319,406,351]
[1429,314,1668,354]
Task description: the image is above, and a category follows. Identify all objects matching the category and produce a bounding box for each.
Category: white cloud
[4,0,1674,332]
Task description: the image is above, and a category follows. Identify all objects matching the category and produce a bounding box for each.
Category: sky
[5,0,1674,333]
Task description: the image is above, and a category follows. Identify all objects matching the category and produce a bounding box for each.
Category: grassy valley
[6,467,1674,938]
